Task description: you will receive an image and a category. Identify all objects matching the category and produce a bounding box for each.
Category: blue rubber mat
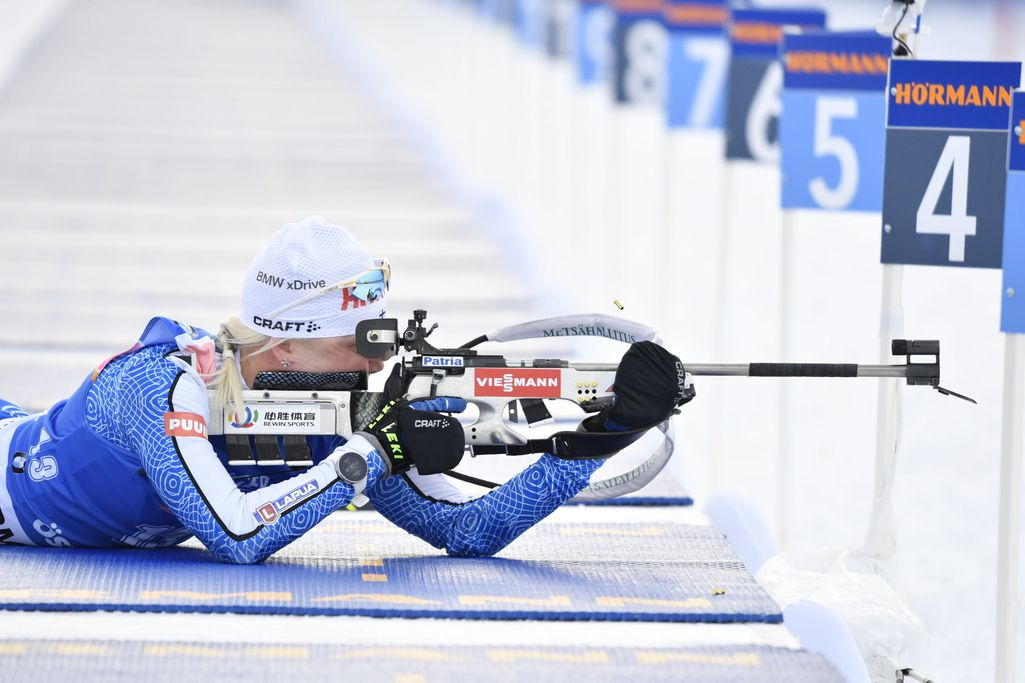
[0,519,781,622]
[1,640,844,683]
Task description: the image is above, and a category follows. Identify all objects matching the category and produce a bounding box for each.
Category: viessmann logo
[473,369,562,398]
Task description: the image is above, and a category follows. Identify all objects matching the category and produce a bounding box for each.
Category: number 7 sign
[664,0,730,130]
[881,60,1021,268]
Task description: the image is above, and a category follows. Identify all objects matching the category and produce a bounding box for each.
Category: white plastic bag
[758,546,925,683]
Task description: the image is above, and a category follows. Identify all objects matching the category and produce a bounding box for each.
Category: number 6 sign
[881,60,1021,268]
[724,8,826,162]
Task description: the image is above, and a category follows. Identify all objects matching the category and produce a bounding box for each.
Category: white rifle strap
[485,313,662,345]
[486,313,675,501]
[568,418,676,502]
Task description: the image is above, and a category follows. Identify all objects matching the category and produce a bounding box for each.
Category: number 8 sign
[881,60,1021,268]
[610,0,667,106]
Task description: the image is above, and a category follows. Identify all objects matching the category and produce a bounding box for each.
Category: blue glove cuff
[407,396,467,414]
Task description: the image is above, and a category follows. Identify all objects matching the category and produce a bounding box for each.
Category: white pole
[660,130,716,356]
[569,83,612,300]
[778,209,797,549]
[565,0,613,315]
[708,161,735,495]
[995,332,1024,683]
[611,105,667,325]
[863,262,904,559]
[657,130,675,323]
[535,18,576,297]
[603,16,669,326]
[605,101,625,289]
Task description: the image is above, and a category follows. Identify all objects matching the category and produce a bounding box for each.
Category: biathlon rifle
[206,309,971,501]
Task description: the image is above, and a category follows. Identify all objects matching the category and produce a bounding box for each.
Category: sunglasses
[266,258,390,318]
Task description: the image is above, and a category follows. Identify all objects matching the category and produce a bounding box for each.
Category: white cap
[240,216,386,338]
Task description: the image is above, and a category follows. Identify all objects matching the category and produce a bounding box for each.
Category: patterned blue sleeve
[368,455,604,557]
[103,348,386,564]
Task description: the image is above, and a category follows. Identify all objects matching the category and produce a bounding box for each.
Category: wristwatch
[335,451,369,507]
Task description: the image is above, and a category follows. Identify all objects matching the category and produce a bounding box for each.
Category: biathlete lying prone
[0,217,686,563]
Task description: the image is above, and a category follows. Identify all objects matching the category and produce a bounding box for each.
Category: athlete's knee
[443,507,514,558]
[445,535,507,558]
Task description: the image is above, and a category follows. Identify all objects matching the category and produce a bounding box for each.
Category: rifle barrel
[571,362,909,379]
[682,363,908,378]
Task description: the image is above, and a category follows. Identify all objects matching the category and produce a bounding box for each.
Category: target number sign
[724,8,826,162]
[574,0,613,86]
[611,0,668,106]
[780,32,890,211]
[515,0,543,48]
[544,0,574,59]
[664,0,730,130]
[1001,92,1025,333]
[881,60,1021,268]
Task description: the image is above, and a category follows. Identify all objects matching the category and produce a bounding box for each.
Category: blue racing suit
[0,318,603,563]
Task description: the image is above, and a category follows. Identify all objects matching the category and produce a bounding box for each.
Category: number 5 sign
[780,31,891,211]
[724,8,826,162]
[881,60,1021,268]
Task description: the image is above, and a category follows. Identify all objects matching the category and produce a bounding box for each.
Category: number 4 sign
[881,60,1022,268]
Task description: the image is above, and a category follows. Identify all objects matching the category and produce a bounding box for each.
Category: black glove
[356,397,465,476]
[585,341,692,432]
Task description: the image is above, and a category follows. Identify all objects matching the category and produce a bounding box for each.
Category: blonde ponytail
[208,316,287,418]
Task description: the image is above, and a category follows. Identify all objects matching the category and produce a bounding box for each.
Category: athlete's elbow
[210,542,269,565]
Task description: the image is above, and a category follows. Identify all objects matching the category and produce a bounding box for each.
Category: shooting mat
[1,640,844,683]
[0,517,778,622]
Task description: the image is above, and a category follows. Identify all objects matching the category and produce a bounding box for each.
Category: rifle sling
[470,424,652,460]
